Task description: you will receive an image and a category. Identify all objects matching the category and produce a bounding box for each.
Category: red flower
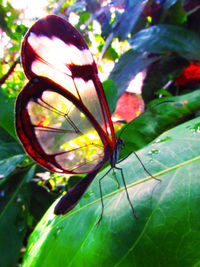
[175,63,200,85]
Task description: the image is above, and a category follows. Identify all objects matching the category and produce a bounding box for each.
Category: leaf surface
[0,90,16,139]
[22,117,200,266]
[130,24,200,61]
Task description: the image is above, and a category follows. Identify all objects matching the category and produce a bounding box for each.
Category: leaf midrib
[54,154,200,225]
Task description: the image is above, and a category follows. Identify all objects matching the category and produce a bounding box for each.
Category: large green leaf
[22,117,200,266]
[130,24,200,61]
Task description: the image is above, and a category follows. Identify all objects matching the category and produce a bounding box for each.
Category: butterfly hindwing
[16,76,110,173]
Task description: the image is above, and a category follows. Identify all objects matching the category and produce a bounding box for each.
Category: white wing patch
[28,32,93,68]
[27,32,94,98]
[31,59,77,96]
[66,43,94,66]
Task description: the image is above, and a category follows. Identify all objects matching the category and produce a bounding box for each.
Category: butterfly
[15,14,136,221]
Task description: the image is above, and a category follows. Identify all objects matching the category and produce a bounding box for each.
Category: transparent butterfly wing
[16,77,110,174]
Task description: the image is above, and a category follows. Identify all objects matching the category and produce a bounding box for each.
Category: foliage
[22,117,200,267]
[0,0,200,266]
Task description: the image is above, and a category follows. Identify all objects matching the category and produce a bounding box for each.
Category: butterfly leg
[115,166,138,219]
[112,168,120,188]
[117,151,161,182]
[132,151,161,182]
[96,167,112,225]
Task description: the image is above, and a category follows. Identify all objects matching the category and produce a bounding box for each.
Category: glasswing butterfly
[15,15,137,221]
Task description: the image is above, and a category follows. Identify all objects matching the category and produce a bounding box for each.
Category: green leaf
[114,0,146,41]
[0,154,26,179]
[79,12,90,25]
[0,127,23,159]
[130,24,200,61]
[163,0,180,9]
[100,44,119,61]
[0,127,25,179]
[119,90,200,156]
[0,202,27,267]
[160,0,187,25]
[0,4,12,35]
[22,117,200,266]
[0,166,36,215]
[28,181,57,222]
[109,49,159,96]
[103,79,118,113]
[0,89,16,139]
[0,166,35,267]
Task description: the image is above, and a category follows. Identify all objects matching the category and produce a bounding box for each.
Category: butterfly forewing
[21,15,115,143]
[16,77,109,174]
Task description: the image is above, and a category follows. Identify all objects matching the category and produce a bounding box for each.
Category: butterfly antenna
[118,100,174,138]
